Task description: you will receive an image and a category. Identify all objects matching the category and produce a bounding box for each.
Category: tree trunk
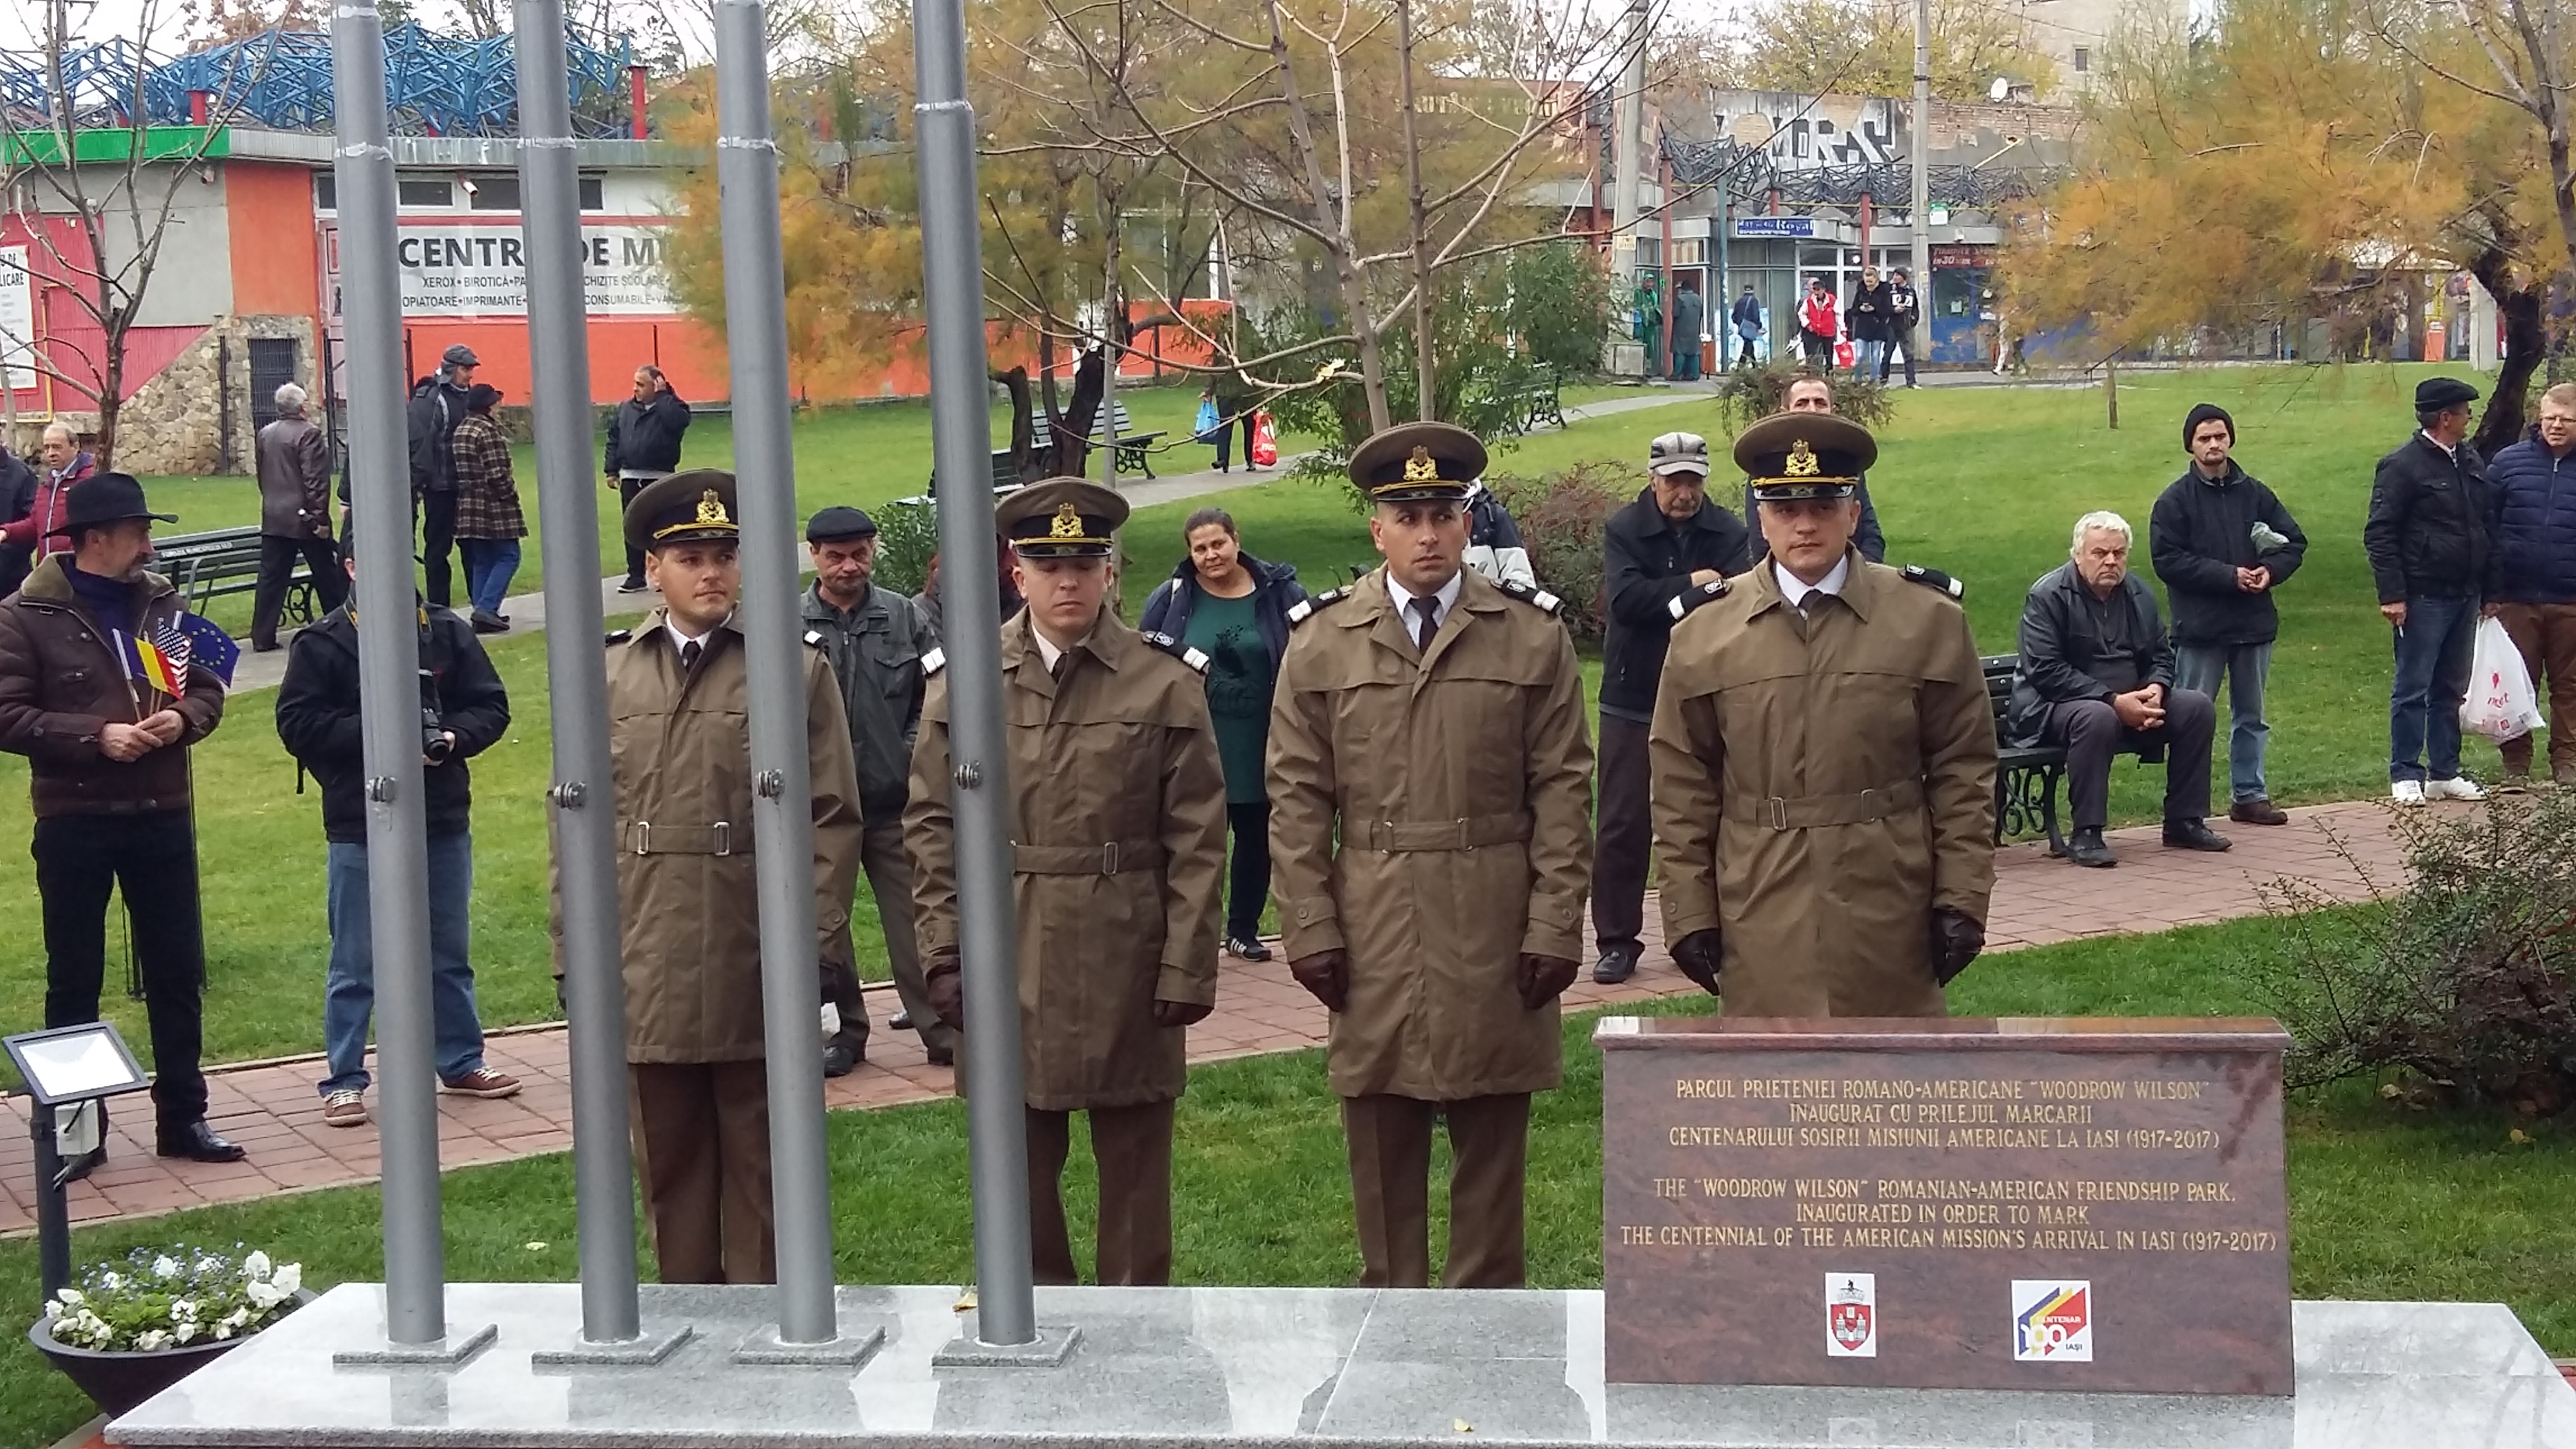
[2469,243,2544,454]
[1397,0,1437,422]
[992,365,1035,483]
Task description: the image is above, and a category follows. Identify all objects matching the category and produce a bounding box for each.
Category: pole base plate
[530,1322,695,1367]
[732,1322,887,1367]
[330,1321,498,1367]
[931,1321,1081,1368]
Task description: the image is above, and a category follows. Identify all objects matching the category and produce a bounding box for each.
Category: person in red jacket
[0,422,95,565]
[1796,277,1840,369]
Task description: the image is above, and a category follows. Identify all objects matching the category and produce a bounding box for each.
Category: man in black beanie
[2148,402,2307,825]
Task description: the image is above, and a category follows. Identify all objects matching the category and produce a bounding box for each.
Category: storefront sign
[0,245,36,390]
[1931,245,1990,269]
[329,222,676,318]
[1735,217,1817,238]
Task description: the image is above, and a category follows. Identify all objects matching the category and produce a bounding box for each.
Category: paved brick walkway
[0,799,2416,1235]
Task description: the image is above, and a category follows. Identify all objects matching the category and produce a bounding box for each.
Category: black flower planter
[29,1292,312,1418]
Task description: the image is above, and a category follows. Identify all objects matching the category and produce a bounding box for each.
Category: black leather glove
[1516,954,1579,1010]
[924,954,965,1032]
[1930,907,1985,987]
[1672,929,1723,997]
[1289,949,1350,1012]
[1152,998,1214,1028]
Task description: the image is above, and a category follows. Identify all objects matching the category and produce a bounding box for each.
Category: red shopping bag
[1250,411,1279,467]
[1833,337,1856,370]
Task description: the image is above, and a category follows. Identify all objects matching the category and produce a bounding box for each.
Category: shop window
[580,177,606,210]
[2072,47,2091,72]
[396,178,454,208]
[465,176,521,210]
[313,172,335,211]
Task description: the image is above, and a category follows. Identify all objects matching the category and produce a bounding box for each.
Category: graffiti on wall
[1707,90,1907,171]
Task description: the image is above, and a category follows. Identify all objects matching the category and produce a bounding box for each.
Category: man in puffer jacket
[2489,382,2576,786]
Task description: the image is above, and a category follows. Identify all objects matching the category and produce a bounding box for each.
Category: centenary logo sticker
[2012,1279,2093,1362]
[1825,1272,1877,1357]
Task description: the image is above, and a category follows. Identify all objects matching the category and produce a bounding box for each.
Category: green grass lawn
[0,361,2513,1076]
[6,910,2575,1449]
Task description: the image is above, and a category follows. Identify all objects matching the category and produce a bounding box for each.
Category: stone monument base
[104,1283,2572,1448]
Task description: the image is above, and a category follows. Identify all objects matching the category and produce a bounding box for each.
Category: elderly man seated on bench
[2006,510,2233,868]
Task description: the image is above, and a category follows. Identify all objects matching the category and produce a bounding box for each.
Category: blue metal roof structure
[0,24,635,138]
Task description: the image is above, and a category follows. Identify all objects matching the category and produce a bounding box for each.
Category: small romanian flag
[119,623,192,699]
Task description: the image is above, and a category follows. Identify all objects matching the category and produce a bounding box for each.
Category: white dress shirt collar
[1773,554,1852,610]
[665,615,724,653]
[1031,623,1065,673]
[2421,429,2458,459]
[1385,568,1465,633]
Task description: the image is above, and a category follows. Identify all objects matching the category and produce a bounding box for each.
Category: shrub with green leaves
[1483,462,1624,643]
[39,1244,303,1352]
[872,497,939,598]
[2259,789,2576,1114]
[1713,356,1893,431]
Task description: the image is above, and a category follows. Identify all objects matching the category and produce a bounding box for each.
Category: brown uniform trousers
[1343,1093,1531,1288]
[628,1060,774,1284]
[1026,1100,1178,1285]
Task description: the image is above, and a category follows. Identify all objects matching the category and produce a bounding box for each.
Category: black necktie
[1409,596,1440,654]
[680,638,701,671]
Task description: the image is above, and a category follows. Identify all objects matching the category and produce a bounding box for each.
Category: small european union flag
[173,613,240,686]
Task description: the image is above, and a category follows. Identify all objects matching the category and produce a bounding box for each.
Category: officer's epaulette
[1901,565,1966,602]
[1495,577,1564,616]
[1285,586,1352,628]
[921,646,947,677]
[604,628,633,646]
[803,628,827,648]
[1139,630,1211,675]
[1666,577,1730,621]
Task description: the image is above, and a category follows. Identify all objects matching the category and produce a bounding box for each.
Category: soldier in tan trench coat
[592,469,864,1284]
[1651,414,1997,1017]
[905,477,1227,1286]
[1267,422,1594,1290]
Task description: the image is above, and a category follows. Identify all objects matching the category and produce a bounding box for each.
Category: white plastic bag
[2461,617,2545,743]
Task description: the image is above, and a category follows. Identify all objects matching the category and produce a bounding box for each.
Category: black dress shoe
[821,1042,861,1078]
[471,608,509,634]
[1592,947,1638,984]
[156,1121,246,1163]
[2064,827,2118,868]
[925,1043,956,1068]
[2163,818,2234,852]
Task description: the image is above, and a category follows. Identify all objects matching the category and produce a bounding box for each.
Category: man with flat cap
[1651,413,1996,1017]
[1267,421,1593,1290]
[905,477,1226,1286]
[587,469,863,1284]
[2364,376,2496,805]
[803,504,947,1073]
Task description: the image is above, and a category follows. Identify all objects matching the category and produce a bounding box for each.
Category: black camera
[419,669,451,764]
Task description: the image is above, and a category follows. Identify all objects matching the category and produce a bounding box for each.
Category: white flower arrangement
[38,1244,306,1353]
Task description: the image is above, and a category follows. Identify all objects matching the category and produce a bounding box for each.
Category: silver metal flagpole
[1910,0,1933,376]
[912,0,1042,1353]
[513,0,655,1355]
[711,0,838,1348]
[328,0,458,1357]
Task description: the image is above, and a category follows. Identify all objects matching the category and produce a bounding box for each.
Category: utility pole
[1910,0,1933,376]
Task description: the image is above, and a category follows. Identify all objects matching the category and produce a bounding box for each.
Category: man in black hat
[588,469,863,1284]
[406,343,479,609]
[0,474,243,1163]
[802,504,948,1072]
[906,476,1227,1286]
[1593,430,1749,986]
[1267,422,1594,1289]
[1652,413,1996,1018]
[2364,376,2497,805]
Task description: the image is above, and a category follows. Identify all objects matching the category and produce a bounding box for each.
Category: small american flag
[131,619,192,698]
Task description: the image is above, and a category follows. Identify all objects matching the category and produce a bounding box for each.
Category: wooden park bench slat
[972,399,1169,492]
[153,525,320,627]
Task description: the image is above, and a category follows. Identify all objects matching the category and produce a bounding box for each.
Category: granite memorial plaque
[1599,1016,2293,1395]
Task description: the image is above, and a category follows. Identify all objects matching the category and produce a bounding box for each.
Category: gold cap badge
[1048,502,1086,539]
[1784,439,1820,477]
[695,489,731,525]
[1403,446,1440,482]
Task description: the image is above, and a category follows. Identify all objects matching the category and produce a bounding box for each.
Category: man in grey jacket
[251,383,348,652]
[803,505,950,1070]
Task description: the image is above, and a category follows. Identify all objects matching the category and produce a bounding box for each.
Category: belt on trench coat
[1013,839,1168,875]
[1721,778,1924,831]
[1355,812,1533,852]
[619,820,745,856]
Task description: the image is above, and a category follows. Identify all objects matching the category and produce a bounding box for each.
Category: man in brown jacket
[1267,422,1594,1290]
[0,474,242,1163]
[598,469,864,1284]
[251,383,346,652]
[905,477,1226,1287]
[1652,413,1997,1017]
